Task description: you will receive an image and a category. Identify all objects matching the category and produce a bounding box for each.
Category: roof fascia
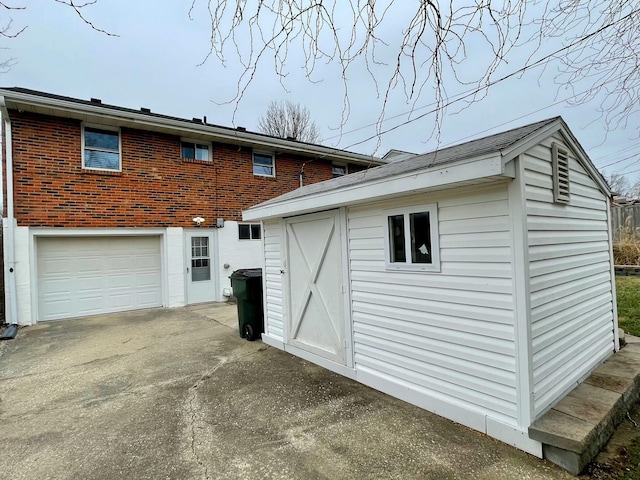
[0,89,381,166]
[244,154,506,221]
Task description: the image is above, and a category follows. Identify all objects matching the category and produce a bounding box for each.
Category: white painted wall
[216,221,264,300]
[166,227,185,307]
[523,135,615,417]
[4,224,32,325]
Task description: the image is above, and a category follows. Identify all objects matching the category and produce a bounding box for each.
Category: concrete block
[584,371,634,394]
[528,409,594,453]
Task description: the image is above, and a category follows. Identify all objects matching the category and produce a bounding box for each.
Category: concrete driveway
[0,304,572,480]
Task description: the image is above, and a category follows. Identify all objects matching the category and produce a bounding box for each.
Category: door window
[191,237,211,281]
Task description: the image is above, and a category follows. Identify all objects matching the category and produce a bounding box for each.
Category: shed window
[552,143,570,204]
[385,204,440,272]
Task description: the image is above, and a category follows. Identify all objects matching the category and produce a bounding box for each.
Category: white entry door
[286,210,347,364]
[185,230,217,304]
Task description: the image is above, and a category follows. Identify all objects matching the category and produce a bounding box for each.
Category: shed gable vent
[552,143,570,204]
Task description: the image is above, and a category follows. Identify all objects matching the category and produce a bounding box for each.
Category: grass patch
[617,276,640,337]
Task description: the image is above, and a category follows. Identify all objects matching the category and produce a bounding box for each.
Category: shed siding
[524,135,615,417]
[348,184,519,425]
[263,219,284,341]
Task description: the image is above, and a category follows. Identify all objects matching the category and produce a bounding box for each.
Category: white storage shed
[242,117,618,456]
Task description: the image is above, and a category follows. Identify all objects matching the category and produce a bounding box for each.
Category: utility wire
[340,8,640,151]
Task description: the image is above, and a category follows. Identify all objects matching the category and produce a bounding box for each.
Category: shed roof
[244,116,610,221]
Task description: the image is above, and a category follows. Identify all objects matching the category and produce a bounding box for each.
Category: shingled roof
[252,116,562,209]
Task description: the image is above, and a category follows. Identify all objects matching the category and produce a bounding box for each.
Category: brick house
[0,88,381,325]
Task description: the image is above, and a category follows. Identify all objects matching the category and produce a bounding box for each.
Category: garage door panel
[37,236,162,321]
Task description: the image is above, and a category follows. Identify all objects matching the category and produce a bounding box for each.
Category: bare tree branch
[258,100,321,144]
[53,0,117,37]
[193,0,639,146]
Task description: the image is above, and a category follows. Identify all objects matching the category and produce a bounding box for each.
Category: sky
[1,0,638,187]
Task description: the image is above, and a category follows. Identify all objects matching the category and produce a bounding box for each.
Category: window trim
[81,123,122,172]
[383,203,440,272]
[252,151,275,177]
[180,138,212,162]
[238,222,262,240]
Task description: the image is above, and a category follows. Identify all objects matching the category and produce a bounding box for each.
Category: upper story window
[239,223,261,240]
[181,139,211,161]
[82,125,121,171]
[384,203,440,272]
[332,163,347,178]
[253,151,275,177]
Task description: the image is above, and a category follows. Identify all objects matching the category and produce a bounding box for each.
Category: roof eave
[0,89,382,166]
[244,154,508,221]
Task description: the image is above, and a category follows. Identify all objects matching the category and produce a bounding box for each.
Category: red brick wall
[5,111,340,228]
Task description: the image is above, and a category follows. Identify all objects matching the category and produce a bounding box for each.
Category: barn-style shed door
[285,210,347,365]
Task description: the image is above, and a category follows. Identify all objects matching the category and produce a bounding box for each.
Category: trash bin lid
[230,268,263,278]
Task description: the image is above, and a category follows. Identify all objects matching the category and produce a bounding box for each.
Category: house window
[552,143,570,204]
[239,223,261,240]
[181,140,211,161]
[253,152,275,177]
[384,204,440,272]
[82,125,121,171]
[332,163,347,178]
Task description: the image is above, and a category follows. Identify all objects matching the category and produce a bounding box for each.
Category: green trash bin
[230,268,264,341]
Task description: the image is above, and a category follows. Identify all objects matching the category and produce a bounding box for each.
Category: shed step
[529,339,640,474]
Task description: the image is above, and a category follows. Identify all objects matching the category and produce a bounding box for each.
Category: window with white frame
[181,139,211,161]
[332,163,347,178]
[82,125,121,171]
[253,152,275,177]
[238,223,261,240]
[384,204,440,272]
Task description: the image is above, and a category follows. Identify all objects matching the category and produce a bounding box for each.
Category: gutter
[0,96,19,338]
[0,89,382,166]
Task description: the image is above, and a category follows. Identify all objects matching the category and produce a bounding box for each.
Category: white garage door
[37,236,162,321]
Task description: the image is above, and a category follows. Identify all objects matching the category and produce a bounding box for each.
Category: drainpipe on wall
[0,96,19,337]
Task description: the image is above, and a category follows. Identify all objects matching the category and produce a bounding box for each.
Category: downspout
[0,96,19,337]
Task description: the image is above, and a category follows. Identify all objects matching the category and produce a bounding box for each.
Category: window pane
[410,212,432,264]
[253,153,274,176]
[84,150,119,170]
[332,164,346,177]
[196,144,209,160]
[251,224,261,239]
[239,224,250,240]
[85,128,119,150]
[253,165,273,176]
[182,142,195,159]
[388,214,406,263]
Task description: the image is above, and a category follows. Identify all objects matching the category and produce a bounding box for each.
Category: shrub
[613,216,640,266]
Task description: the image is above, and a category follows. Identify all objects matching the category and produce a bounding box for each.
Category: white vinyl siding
[263,220,284,340]
[348,184,519,425]
[524,135,615,417]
